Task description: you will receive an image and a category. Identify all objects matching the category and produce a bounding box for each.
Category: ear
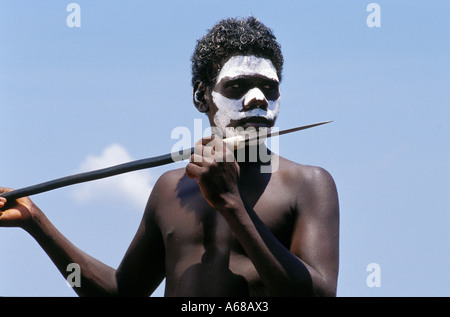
[193,81,209,113]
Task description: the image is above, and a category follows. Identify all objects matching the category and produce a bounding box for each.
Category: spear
[0,121,332,201]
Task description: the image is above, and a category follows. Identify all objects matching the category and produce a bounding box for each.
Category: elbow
[312,277,338,297]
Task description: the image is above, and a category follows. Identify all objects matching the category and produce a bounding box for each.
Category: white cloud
[71,144,154,210]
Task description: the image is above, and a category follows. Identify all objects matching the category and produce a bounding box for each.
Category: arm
[0,189,117,296]
[221,195,315,296]
[219,168,339,296]
[115,177,166,296]
[0,183,166,296]
[185,137,339,296]
[290,166,340,296]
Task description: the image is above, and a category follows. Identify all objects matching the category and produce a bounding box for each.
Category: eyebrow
[219,74,280,84]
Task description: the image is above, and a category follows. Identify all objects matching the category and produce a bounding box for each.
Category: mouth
[230,117,274,130]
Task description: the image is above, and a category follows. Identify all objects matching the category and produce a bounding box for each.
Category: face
[210,55,280,137]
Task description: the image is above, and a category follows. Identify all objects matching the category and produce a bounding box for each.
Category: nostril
[243,88,268,111]
[243,99,268,111]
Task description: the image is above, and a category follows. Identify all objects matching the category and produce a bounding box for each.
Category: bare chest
[156,177,295,296]
[160,178,293,249]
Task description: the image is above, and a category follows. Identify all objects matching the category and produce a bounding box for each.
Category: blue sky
[1,1,449,296]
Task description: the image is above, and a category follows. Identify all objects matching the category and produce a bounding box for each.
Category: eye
[261,82,280,100]
[231,83,240,89]
[263,84,277,91]
[226,79,246,90]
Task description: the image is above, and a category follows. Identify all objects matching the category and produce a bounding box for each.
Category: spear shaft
[0,121,331,201]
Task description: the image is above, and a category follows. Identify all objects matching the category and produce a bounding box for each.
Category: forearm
[25,210,118,296]
[220,196,313,296]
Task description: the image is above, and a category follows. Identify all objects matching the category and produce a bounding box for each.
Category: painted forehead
[216,55,279,83]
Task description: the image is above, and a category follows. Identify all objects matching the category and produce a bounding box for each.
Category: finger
[0,188,12,207]
[209,137,229,161]
[201,135,215,146]
[194,142,216,159]
[194,143,204,155]
[190,153,204,164]
[185,162,203,179]
[195,137,227,163]
[190,153,218,166]
[0,187,13,194]
[194,135,214,147]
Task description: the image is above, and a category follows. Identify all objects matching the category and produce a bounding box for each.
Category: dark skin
[0,55,339,296]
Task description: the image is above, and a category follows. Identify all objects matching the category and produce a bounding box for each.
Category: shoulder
[276,156,336,189]
[149,166,188,200]
[276,156,339,213]
[143,166,187,216]
[154,167,186,187]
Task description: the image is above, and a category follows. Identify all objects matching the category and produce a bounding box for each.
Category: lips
[231,116,274,129]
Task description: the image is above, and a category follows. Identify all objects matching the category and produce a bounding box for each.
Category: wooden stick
[0,121,332,201]
[0,148,193,201]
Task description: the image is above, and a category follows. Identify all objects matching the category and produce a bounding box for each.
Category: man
[0,16,339,296]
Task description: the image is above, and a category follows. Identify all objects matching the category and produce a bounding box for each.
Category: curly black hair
[191,16,283,87]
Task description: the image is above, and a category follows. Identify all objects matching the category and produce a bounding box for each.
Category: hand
[0,187,40,230]
[186,135,241,210]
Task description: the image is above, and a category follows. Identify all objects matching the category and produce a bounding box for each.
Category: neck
[234,143,272,168]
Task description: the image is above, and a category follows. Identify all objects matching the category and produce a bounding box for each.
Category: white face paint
[212,55,280,137]
[216,55,279,83]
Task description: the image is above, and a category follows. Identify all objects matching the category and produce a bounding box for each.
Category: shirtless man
[0,17,339,297]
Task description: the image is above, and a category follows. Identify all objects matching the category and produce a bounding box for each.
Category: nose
[242,88,268,111]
